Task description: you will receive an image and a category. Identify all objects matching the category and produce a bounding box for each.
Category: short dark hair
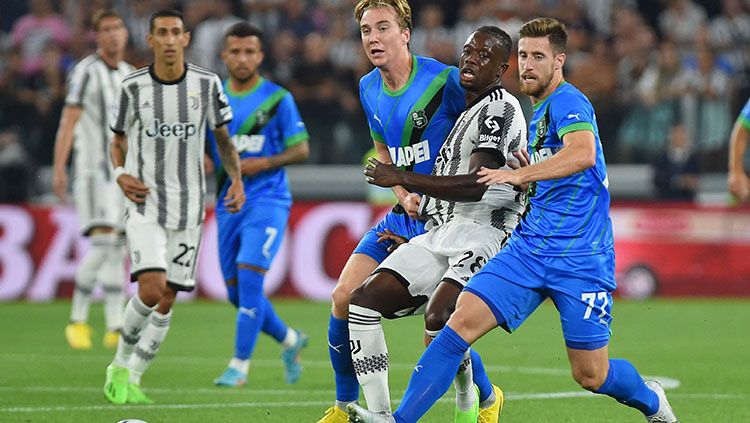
[519,17,567,54]
[149,9,185,34]
[475,26,512,62]
[223,22,264,48]
[92,9,123,31]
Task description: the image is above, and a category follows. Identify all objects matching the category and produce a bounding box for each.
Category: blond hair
[354,0,412,30]
[519,17,567,53]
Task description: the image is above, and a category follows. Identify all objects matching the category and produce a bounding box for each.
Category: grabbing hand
[116,173,150,204]
[477,167,524,187]
[728,170,750,203]
[364,157,401,187]
[506,150,531,191]
[224,178,246,213]
[376,228,408,253]
[401,192,422,218]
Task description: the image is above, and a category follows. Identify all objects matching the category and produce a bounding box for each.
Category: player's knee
[423,308,451,332]
[331,282,352,313]
[156,287,177,314]
[571,367,607,391]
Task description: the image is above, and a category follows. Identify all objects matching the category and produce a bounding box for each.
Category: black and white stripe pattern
[419,86,528,231]
[111,63,232,229]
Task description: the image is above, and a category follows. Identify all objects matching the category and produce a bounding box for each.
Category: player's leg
[551,250,677,422]
[259,294,308,383]
[98,233,127,348]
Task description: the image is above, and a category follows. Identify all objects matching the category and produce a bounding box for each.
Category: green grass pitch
[1,298,748,422]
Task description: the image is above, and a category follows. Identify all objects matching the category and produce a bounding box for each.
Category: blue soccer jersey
[737,97,750,130]
[514,81,614,256]
[359,55,464,174]
[207,77,309,210]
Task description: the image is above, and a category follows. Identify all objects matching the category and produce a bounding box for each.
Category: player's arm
[373,140,421,216]
[728,119,750,203]
[212,125,245,213]
[52,105,82,201]
[240,140,310,176]
[110,132,149,203]
[364,150,502,202]
[478,131,596,186]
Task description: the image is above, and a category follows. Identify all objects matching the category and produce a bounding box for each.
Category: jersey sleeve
[208,74,233,129]
[64,62,90,106]
[472,100,521,166]
[551,91,595,139]
[441,67,466,120]
[737,98,750,130]
[277,92,310,148]
[359,77,385,143]
[110,83,133,135]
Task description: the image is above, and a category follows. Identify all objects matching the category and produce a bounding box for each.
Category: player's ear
[554,52,565,70]
[147,32,153,49]
[498,62,509,78]
[401,27,410,46]
[258,50,265,66]
[182,31,191,47]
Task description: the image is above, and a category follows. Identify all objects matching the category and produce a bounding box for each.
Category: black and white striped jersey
[111,63,232,230]
[65,54,135,181]
[419,86,527,231]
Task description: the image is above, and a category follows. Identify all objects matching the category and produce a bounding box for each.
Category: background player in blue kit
[319,1,500,422]
[208,22,310,388]
[348,17,679,423]
[728,97,750,203]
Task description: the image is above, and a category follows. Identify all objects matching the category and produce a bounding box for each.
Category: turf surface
[1,298,748,422]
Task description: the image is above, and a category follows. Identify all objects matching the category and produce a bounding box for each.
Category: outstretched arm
[364,150,503,202]
[212,125,245,213]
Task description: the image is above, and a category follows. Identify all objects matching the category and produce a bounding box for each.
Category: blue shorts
[464,239,616,350]
[216,202,289,281]
[352,208,426,264]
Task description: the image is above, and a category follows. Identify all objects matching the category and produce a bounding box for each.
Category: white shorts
[73,175,125,235]
[375,219,509,302]
[125,210,203,291]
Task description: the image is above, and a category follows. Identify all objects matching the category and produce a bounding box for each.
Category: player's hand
[224,177,245,213]
[477,167,524,187]
[376,228,408,253]
[204,154,215,175]
[728,170,750,203]
[507,150,531,191]
[52,167,68,202]
[401,192,422,218]
[240,157,271,177]
[364,157,401,187]
[116,173,150,204]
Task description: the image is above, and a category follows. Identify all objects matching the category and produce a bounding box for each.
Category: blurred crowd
[1,0,748,202]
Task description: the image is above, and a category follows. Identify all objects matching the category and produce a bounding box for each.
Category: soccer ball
[116,420,148,423]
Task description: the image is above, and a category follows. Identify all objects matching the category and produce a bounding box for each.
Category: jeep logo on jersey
[389,140,431,167]
[145,118,197,139]
[411,110,428,129]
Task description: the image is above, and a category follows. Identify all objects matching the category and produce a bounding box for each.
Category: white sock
[113,295,153,368]
[99,241,126,331]
[454,349,476,412]
[229,357,250,375]
[281,328,298,349]
[348,304,391,414]
[69,237,109,322]
[128,309,172,384]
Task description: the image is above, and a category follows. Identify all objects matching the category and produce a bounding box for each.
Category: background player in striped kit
[102,9,245,405]
[348,26,526,423]
[349,17,679,423]
[52,9,134,350]
[318,2,500,423]
[208,22,310,388]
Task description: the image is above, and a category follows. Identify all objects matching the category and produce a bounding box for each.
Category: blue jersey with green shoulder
[359,55,464,174]
[737,97,750,130]
[515,81,614,256]
[208,78,308,210]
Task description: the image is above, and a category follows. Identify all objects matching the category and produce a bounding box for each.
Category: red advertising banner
[0,201,748,302]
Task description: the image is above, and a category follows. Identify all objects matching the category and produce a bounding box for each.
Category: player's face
[148,17,190,66]
[518,36,564,98]
[359,6,409,69]
[222,35,264,83]
[96,17,128,56]
[459,31,508,93]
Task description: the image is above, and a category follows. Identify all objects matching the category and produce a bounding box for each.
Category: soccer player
[53,9,133,350]
[350,26,526,422]
[348,17,679,423]
[209,22,310,388]
[728,97,750,203]
[103,10,245,405]
[319,2,501,422]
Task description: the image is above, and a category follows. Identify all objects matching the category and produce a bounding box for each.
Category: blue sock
[470,349,493,403]
[328,315,359,402]
[595,359,659,415]
[226,283,239,308]
[234,268,265,360]
[394,326,469,423]
[261,296,288,343]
